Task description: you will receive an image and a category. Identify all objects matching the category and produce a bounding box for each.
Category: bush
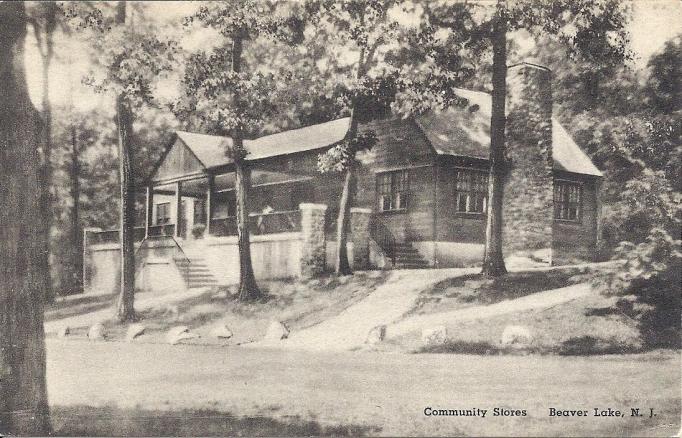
[191,223,206,239]
[593,228,681,348]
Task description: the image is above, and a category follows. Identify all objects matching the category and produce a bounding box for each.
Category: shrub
[191,223,206,239]
[593,228,681,348]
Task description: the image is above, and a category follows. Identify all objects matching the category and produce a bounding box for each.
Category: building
[84,62,602,292]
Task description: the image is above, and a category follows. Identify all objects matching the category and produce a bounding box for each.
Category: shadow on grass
[44,293,117,322]
[50,405,380,437]
[415,267,587,313]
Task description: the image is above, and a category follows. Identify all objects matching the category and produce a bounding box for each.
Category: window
[554,181,582,222]
[156,202,171,225]
[454,169,488,214]
[377,170,410,212]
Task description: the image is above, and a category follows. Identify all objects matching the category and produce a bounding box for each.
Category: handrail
[135,234,190,266]
[369,218,396,267]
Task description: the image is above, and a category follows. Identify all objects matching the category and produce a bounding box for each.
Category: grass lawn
[408,266,588,316]
[383,266,660,355]
[391,292,644,355]
[48,271,390,346]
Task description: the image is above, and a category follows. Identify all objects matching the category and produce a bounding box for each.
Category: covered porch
[143,167,315,241]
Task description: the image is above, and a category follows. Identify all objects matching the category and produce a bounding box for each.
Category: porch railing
[86,224,174,245]
[210,210,302,237]
[87,226,146,245]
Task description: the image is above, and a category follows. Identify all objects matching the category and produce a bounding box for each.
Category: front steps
[391,242,430,269]
[174,246,220,289]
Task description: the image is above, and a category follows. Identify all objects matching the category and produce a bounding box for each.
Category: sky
[24,0,682,111]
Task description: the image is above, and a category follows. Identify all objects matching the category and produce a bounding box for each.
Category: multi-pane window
[554,181,582,221]
[156,202,171,225]
[454,169,488,214]
[377,170,410,212]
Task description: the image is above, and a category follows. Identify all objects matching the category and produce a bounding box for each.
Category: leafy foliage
[176,1,303,144]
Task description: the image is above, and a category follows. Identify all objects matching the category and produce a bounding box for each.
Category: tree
[0,1,51,434]
[307,0,402,275]
[65,1,177,319]
[424,0,631,276]
[28,1,58,302]
[179,1,303,300]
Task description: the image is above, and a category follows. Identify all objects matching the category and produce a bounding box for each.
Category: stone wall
[299,203,327,277]
[503,62,555,254]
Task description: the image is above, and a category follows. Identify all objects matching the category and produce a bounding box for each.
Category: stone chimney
[502,62,554,256]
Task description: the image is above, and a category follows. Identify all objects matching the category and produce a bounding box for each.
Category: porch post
[174,181,182,238]
[145,185,154,238]
[206,174,214,235]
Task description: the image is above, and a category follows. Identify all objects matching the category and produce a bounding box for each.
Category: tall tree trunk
[115,1,136,321]
[38,1,57,302]
[333,42,367,276]
[334,109,360,276]
[231,36,262,301]
[69,123,83,294]
[0,2,52,434]
[481,15,508,277]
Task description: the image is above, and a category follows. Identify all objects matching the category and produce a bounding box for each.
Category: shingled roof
[415,88,602,176]
[175,117,349,169]
[173,88,601,177]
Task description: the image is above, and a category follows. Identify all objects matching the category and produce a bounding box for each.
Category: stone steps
[174,256,220,289]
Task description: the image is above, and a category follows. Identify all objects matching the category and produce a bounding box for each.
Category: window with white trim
[377,170,410,212]
[554,181,582,221]
[156,202,171,225]
[454,169,488,214]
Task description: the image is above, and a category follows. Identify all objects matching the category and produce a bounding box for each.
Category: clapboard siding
[435,159,487,243]
[552,173,599,262]
[154,138,204,181]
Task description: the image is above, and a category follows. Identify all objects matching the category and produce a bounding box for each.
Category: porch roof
[176,117,350,169]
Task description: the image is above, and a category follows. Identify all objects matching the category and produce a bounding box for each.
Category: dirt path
[46,340,681,437]
[251,268,478,351]
[385,282,593,340]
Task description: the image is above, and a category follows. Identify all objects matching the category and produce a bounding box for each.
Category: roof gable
[414,88,602,176]
[153,136,205,181]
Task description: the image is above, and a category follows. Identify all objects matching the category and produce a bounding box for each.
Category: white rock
[365,325,386,345]
[87,323,106,341]
[264,321,289,341]
[422,326,448,346]
[126,323,146,341]
[500,325,533,347]
[166,325,189,344]
[211,323,233,339]
[57,326,70,338]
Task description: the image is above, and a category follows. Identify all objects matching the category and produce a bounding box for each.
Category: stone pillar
[299,203,327,277]
[503,62,554,255]
[351,207,372,270]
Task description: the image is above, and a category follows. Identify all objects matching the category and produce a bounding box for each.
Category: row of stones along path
[251,264,598,352]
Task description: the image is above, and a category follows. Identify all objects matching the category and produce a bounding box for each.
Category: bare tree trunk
[69,123,84,294]
[481,15,508,277]
[37,1,57,303]
[231,36,262,301]
[335,165,355,275]
[0,2,52,434]
[115,1,136,321]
